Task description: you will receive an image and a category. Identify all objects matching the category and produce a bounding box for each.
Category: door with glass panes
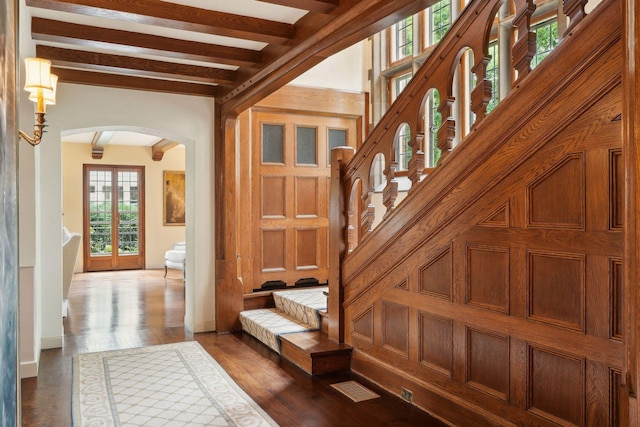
[252,111,357,288]
[83,165,145,271]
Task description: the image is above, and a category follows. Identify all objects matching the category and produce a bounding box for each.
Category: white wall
[292,42,367,92]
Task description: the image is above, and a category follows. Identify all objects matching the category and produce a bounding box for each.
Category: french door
[83,165,145,272]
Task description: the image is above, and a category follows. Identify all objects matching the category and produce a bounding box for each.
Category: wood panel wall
[236,85,366,295]
[341,1,624,425]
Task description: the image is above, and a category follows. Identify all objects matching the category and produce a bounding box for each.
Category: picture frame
[163,170,185,226]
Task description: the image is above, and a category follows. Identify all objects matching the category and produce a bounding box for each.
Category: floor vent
[331,380,380,402]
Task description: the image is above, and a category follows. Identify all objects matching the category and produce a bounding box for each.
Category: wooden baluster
[407,132,425,193]
[512,0,536,86]
[471,55,492,124]
[360,190,375,238]
[563,0,588,35]
[436,97,456,162]
[383,162,398,219]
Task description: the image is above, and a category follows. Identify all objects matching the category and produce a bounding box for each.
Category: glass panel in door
[84,165,145,272]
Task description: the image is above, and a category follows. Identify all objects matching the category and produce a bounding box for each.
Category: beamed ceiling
[26,0,435,117]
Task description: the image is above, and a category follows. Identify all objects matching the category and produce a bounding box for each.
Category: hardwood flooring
[21,269,448,426]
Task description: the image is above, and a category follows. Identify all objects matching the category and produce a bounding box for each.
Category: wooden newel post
[328,146,355,343]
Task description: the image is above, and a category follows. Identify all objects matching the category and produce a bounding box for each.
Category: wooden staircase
[240,287,352,376]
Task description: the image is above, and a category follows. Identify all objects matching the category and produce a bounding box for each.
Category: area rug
[72,341,279,426]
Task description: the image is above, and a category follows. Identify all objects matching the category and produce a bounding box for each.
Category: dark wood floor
[21,269,449,426]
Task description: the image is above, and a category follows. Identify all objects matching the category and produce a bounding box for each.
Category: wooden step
[280,331,352,376]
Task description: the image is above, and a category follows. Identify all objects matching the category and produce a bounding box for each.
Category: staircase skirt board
[239,308,318,354]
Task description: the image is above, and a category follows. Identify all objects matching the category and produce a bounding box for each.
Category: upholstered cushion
[165,249,185,263]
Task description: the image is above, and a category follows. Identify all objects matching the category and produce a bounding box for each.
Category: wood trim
[622,0,640,422]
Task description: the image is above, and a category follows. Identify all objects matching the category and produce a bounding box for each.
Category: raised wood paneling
[382,301,409,357]
[466,328,509,401]
[295,228,318,269]
[262,176,286,217]
[478,201,510,227]
[610,368,622,426]
[419,313,453,377]
[610,258,623,340]
[466,245,509,313]
[295,177,318,217]
[527,251,585,331]
[352,306,374,343]
[528,346,584,426]
[250,106,359,290]
[261,229,286,272]
[419,247,452,300]
[609,149,623,230]
[527,153,585,229]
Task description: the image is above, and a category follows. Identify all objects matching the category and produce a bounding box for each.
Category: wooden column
[328,146,355,343]
[214,105,244,332]
[623,0,640,422]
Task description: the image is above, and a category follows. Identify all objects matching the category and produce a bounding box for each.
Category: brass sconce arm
[19,112,47,146]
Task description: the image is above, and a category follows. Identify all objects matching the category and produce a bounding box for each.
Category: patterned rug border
[72,341,279,427]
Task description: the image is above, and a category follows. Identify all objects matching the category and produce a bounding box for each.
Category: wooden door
[252,111,357,288]
[83,165,145,272]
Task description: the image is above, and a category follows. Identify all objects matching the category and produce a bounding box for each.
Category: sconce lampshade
[29,73,57,105]
[23,58,53,93]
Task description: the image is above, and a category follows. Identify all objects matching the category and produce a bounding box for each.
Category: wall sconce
[19,58,58,146]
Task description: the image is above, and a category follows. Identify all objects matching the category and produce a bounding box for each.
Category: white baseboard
[20,360,39,379]
[194,320,215,333]
[41,336,63,349]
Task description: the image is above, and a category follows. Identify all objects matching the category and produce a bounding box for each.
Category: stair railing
[327,0,591,342]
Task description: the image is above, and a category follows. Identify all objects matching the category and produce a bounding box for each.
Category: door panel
[252,112,356,288]
[83,165,145,272]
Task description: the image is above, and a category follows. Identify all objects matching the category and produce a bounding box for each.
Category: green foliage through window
[531,19,559,69]
[430,0,451,45]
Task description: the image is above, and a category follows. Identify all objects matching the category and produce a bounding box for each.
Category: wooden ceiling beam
[220,0,436,116]
[257,0,338,14]
[38,45,236,84]
[91,130,114,159]
[152,139,179,161]
[51,67,220,97]
[25,0,295,44]
[32,18,262,68]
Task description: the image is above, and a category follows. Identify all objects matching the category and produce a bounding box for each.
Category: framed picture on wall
[163,170,185,225]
